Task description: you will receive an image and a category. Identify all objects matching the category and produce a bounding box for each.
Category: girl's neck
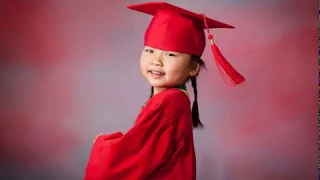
[143,85,188,107]
[153,87,167,95]
[152,85,187,95]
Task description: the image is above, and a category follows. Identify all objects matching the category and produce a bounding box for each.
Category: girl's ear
[189,62,200,77]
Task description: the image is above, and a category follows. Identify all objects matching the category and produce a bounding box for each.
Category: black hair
[149,55,206,129]
[190,55,205,128]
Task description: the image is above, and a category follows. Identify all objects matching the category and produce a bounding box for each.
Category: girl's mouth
[149,70,165,75]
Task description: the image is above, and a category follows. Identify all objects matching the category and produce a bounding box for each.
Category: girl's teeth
[151,71,164,75]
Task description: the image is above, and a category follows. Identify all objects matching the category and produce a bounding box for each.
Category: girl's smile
[148,70,166,79]
[149,70,165,75]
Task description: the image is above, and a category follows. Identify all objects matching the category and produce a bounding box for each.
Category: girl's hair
[149,55,206,129]
[190,55,205,128]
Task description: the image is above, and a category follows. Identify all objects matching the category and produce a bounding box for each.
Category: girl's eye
[145,49,154,53]
[165,52,176,57]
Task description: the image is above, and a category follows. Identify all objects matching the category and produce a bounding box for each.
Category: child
[84,2,244,180]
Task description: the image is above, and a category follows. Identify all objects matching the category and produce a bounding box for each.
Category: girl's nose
[151,56,163,66]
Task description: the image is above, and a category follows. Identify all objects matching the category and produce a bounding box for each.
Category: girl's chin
[147,80,166,88]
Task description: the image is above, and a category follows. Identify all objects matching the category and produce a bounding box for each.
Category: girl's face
[140,46,200,94]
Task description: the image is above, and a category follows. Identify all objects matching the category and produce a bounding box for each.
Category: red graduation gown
[84,88,196,180]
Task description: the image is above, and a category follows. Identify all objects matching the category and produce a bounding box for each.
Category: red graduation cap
[127,2,245,87]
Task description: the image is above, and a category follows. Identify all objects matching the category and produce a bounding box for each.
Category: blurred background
[0,0,318,179]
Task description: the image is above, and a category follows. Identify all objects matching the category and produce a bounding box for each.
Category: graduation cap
[127,2,245,87]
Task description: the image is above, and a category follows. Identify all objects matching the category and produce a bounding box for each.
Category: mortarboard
[127,2,245,87]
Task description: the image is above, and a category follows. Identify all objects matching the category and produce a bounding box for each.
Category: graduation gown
[84,88,196,180]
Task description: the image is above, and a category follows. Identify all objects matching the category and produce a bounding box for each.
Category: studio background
[0,0,317,179]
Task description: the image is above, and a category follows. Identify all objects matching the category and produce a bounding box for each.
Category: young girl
[84,2,244,180]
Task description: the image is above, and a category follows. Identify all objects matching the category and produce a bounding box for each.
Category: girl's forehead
[144,46,188,55]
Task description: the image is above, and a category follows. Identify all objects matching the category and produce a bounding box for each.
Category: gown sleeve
[84,98,184,180]
[94,132,123,145]
[85,132,124,177]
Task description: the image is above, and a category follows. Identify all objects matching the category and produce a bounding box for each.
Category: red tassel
[208,34,245,88]
[201,14,245,88]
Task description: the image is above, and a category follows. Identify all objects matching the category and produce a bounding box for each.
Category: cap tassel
[208,34,245,88]
[202,15,245,88]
